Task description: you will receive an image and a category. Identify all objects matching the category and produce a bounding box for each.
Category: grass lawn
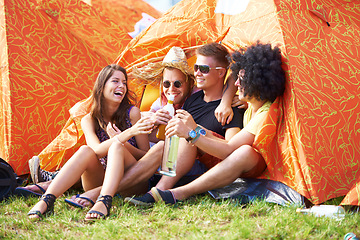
[1,191,359,239]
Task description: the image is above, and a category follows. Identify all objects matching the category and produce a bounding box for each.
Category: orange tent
[35,0,360,204]
[0,0,160,175]
[341,177,360,206]
[115,0,360,204]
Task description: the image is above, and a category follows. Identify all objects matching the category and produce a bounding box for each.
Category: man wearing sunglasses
[125,42,245,205]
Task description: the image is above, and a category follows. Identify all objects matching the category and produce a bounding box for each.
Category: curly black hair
[229,42,285,102]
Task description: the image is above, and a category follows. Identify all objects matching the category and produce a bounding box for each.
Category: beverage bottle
[159,95,179,177]
[296,205,345,220]
[156,95,175,140]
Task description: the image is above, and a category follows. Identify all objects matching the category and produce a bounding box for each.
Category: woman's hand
[130,116,155,136]
[106,122,121,138]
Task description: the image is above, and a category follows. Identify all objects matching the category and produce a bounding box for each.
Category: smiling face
[235,69,249,102]
[162,68,191,105]
[103,70,127,105]
[194,55,224,91]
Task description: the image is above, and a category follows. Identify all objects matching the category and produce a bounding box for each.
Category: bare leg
[171,145,263,200]
[85,141,165,219]
[155,139,197,190]
[28,145,104,219]
[71,141,165,211]
[116,141,165,196]
[86,142,136,218]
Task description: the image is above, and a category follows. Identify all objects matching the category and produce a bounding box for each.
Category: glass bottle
[159,95,179,177]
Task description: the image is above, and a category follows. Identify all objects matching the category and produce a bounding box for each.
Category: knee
[78,145,96,156]
[74,145,97,163]
[236,145,254,156]
[149,141,164,160]
[232,145,262,166]
[153,141,164,152]
[109,141,125,152]
[229,145,257,164]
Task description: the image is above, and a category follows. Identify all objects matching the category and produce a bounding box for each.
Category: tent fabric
[0,0,161,175]
[341,176,360,206]
[27,0,359,205]
[115,0,360,204]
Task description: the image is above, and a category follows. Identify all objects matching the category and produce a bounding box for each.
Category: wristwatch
[191,126,206,144]
[186,129,197,142]
[196,126,206,137]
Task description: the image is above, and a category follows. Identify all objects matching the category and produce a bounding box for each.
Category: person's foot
[151,187,177,205]
[65,194,95,209]
[27,194,56,220]
[124,192,155,206]
[27,181,51,193]
[29,156,59,183]
[14,181,51,198]
[29,156,40,184]
[85,195,112,221]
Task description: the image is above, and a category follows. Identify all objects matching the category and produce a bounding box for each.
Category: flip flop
[65,194,95,209]
[14,184,46,198]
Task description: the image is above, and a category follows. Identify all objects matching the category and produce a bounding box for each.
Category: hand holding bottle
[174,109,197,129]
[154,108,172,126]
[164,109,196,140]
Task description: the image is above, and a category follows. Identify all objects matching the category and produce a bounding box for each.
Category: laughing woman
[27,64,154,220]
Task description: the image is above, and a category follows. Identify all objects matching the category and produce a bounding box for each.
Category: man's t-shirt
[183,90,244,136]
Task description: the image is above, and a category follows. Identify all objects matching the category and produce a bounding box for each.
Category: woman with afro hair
[143,42,286,204]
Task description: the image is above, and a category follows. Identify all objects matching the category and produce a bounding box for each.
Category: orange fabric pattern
[341,176,360,206]
[0,0,160,174]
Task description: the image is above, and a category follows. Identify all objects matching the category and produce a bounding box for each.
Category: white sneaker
[28,156,40,184]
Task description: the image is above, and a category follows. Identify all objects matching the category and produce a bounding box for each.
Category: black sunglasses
[163,80,182,88]
[194,64,225,74]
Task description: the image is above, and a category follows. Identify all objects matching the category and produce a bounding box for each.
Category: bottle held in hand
[159,95,179,177]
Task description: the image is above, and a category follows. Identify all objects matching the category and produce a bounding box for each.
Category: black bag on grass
[0,158,22,201]
[208,178,305,206]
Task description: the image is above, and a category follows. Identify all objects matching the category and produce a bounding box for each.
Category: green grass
[1,192,359,239]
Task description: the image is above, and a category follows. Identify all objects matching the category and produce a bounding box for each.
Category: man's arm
[215,75,238,125]
[166,111,253,160]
